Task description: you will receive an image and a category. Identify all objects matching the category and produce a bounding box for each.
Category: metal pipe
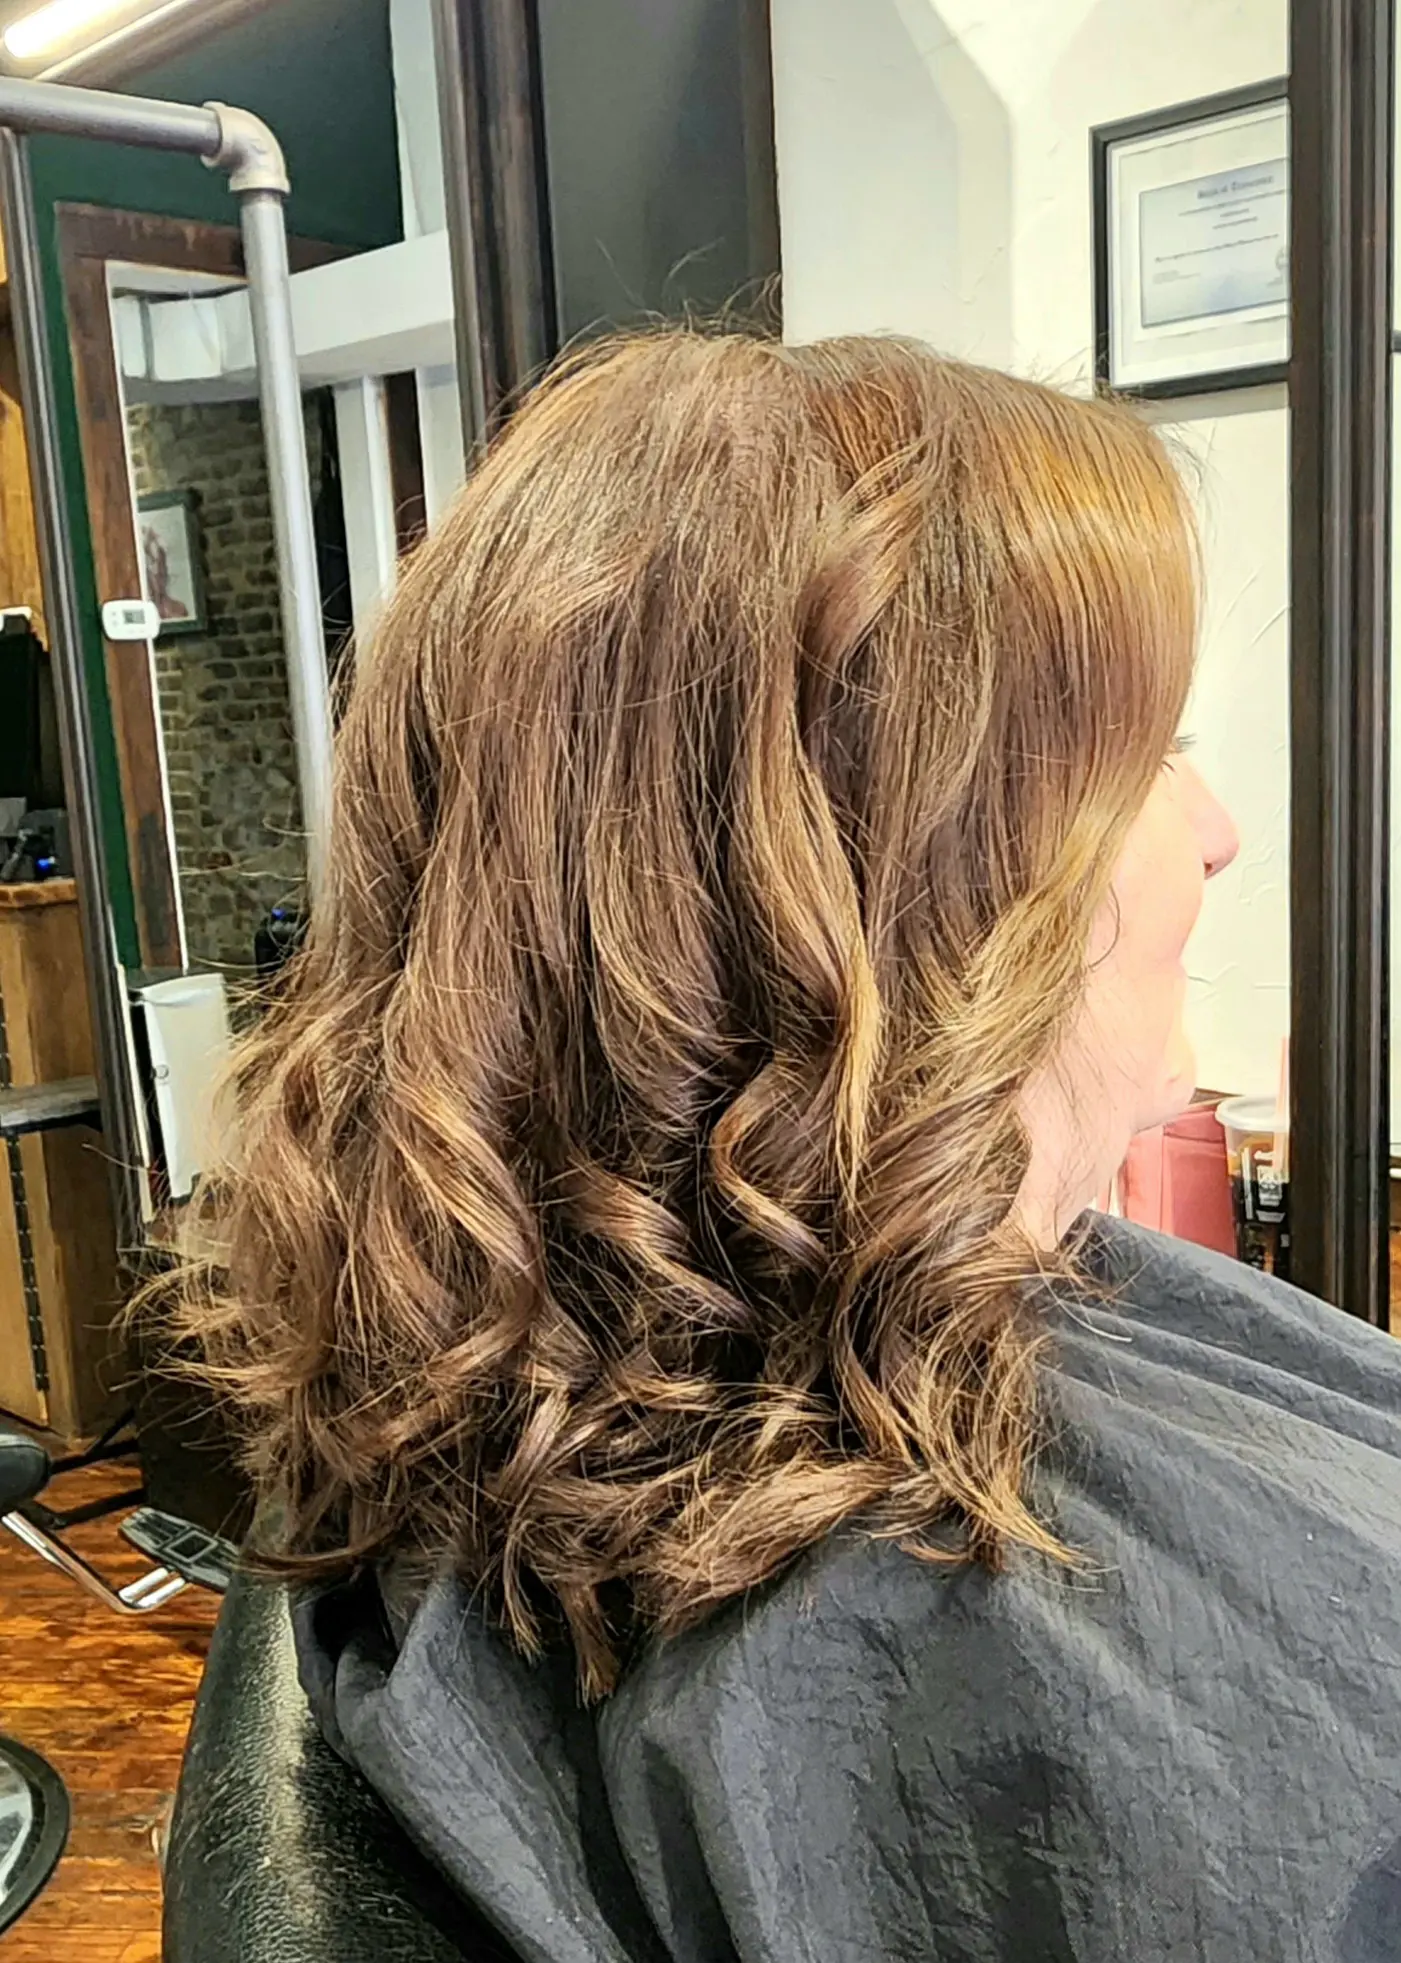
[0,77,333,904]
[209,101,329,895]
[237,187,332,894]
[0,130,144,1253]
[0,73,219,156]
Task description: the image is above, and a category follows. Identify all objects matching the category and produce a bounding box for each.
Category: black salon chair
[163,1568,515,1962]
[2,1415,494,1957]
[1,1408,207,1935]
[0,1431,71,1935]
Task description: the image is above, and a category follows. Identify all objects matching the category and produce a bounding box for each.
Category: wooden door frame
[56,203,339,970]
[1287,0,1395,1325]
[433,0,557,447]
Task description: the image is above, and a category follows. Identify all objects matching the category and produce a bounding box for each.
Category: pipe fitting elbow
[202,102,289,197]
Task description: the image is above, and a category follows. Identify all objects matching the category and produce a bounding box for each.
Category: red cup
[1118,1099,1236,1256]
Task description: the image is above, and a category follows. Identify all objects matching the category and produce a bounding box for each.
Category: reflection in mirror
[108,262,350,985]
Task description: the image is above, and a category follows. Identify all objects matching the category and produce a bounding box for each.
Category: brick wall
[127,396,323,975]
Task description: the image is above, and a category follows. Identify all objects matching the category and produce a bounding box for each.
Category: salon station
[0,0,1393,1958]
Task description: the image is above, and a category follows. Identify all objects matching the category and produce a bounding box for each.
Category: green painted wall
[28,0,400,963]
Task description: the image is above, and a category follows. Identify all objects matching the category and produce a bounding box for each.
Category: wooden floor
[0,1456,219,1961]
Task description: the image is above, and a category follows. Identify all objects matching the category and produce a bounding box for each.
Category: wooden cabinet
[0,881,123,1444]
[0,220,122,1442]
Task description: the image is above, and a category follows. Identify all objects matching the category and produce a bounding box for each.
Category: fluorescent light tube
[4,0,137,62]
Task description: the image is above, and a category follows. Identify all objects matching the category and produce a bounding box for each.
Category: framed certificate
[1093,80,1289,397]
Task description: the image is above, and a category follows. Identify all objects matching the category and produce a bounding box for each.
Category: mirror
[111,259,350,982]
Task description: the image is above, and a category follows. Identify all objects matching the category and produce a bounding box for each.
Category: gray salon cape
[295,1217,1401,1961]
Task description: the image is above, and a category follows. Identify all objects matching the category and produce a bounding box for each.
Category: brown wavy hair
[174,331,1196,1695]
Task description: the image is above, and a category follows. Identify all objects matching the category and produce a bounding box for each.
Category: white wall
[772,0,1290,1101]
[302,0,466,637]
[333,378,400,637]
[417,363,468,528]
[392,0,448,239]
[1166,390,1290,1097]
[390,0,467,513]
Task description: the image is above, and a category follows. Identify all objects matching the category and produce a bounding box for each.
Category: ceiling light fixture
[3,0,138,62]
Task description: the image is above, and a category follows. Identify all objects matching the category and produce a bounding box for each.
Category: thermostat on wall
[102,598,161,642]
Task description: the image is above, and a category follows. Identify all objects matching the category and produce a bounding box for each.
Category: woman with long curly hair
[177,332,1401,1961]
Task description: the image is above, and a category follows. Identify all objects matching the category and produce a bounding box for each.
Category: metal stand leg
[2,1509,186,1613]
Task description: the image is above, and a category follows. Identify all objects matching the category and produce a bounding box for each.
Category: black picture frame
[1092,76,1289,399]
[136,488,207,637]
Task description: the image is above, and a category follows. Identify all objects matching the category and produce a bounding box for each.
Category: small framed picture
[137,490,206,637]
[1093,79,1289,398]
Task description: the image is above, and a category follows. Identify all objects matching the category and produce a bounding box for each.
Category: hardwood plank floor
[0,1456,219,1959]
